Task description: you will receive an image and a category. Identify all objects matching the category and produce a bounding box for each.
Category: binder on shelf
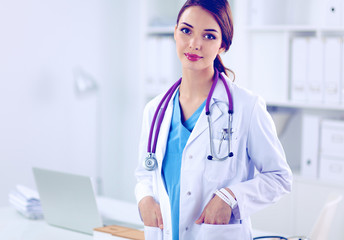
[145,37,160,86]
[159,37,175,87]
[301,115,320,179]
[308,38,324,103]
[323,37,341,104]
[291,37,308,102]
[93,225,144,240]
[144,36,179,96]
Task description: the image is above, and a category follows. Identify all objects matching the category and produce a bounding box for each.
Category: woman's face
[174,6,225,72]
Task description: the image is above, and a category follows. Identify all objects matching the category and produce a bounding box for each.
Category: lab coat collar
[186,72,231,147]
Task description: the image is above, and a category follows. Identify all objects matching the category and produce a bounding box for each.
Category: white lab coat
[135,73,293,240]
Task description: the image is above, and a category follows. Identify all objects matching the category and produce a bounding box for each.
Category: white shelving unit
[138,0,181,112]
[243,0,344,172]
[245,0,344,107]
[244,0,344,237]
[247,25,344,105]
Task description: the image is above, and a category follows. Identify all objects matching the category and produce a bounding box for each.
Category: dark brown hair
[177,0,235,79]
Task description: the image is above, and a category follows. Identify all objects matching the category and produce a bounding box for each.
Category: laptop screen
[32,167,103,235]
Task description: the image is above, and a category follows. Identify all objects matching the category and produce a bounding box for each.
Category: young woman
[135,0,292,239]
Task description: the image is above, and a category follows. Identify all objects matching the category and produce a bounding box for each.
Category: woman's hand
[138,196,164,229]
[195,194,232,225]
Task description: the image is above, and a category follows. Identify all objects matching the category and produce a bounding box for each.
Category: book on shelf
[93,225,144,240]
[308,38,324,103]
[323,37,341,104]
[291,37,308,102]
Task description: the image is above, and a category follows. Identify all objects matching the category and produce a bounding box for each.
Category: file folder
[308,38,324,103]
[324,38,341,104]
[291,38,308,101]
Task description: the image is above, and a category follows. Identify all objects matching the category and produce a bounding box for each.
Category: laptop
[32,167,125,235]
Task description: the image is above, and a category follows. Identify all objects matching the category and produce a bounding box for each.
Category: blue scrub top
[162,89,206,240]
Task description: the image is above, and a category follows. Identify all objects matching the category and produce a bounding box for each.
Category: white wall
[0,0,141,206]
[99,0,142,203]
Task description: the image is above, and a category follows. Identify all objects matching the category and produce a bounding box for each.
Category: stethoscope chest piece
[144,153,158,171]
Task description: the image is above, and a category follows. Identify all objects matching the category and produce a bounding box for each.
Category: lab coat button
[187,191,191,196]
[189,155,193,159]
[185,227,189,231]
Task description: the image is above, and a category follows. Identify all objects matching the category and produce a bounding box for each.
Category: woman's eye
[181,28,191,34]
[204,34,216,40]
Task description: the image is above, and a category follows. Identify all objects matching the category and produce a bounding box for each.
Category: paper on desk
[16,184,40,200]
[8,185,43,220]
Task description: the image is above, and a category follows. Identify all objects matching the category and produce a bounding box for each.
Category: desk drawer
[320,157,344,182]
[320,120,344,158]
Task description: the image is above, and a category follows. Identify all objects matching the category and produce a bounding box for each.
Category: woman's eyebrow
[181,22,193,28]
[181,22,218,33]
[204,28,218,33]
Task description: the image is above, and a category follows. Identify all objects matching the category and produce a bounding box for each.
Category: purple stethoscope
[144,68,234,171]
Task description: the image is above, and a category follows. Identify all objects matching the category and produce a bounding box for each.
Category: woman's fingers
[139,196,163,228]
[197,195,232,225]
[155,204,164,229]
[195,210,205,224]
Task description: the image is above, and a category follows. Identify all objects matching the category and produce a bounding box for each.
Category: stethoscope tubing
[205,69,219,114]
[146,68,233,164]
[253,236,288,240]
[147,78,181,153]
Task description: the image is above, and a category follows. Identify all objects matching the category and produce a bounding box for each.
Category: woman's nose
[189,36,201,51]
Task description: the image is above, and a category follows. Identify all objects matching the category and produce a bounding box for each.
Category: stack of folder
[291,37,343,104]
[93,225,144,240]
[8,185,43,220]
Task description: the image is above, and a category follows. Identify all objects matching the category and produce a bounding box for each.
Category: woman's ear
[174,24,178,41]
[218,46,226,55]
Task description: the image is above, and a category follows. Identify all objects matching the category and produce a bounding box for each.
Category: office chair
[253,193,343,240]
[307,194,343,240]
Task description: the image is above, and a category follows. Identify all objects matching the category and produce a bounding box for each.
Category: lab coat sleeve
[229,96,292,220]
[134,102,155,205]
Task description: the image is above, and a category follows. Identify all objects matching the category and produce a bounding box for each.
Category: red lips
[185,53,203,61]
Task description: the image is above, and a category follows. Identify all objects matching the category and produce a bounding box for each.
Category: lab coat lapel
[186,78,228,146]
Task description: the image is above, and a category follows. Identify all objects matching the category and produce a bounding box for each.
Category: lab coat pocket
[144,226,163,240]
[205,139,236,182]
[200,223,243,240]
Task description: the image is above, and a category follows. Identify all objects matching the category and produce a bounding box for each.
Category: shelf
[147,26,174,35]
[147,25,344,36]
[267,100,344,111]
[247,25,344,34]
[247,25,318,32]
